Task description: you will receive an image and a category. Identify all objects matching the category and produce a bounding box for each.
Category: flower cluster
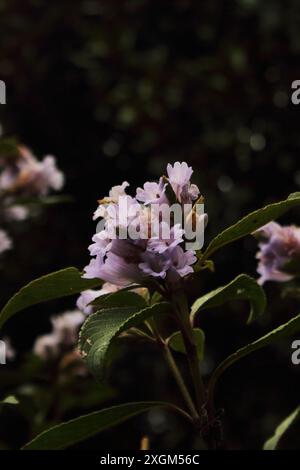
[254,221,300,285]
[0,145,64,197]
[0,144,64,255]
[82,162,207,290]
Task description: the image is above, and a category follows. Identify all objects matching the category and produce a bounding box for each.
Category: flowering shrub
[1,162,300,450]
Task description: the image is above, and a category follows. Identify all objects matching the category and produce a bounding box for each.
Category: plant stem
[163,342,199,422]
[148,318,199,422]
[171,288,206,417]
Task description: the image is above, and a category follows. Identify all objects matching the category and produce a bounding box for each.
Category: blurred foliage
[0,0,300,449]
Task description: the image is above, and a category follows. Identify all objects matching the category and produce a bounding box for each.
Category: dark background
[0,0,300,450]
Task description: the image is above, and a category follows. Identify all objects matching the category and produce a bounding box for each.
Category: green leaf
[0,396,19,405]
[191,274,266,324]
[0,137,19,157]
[91,290,147,310]
[23,401,170,450]
[0,268,102,329]
[203,192,300,260]
[79,302,170,378]
[168,328,205,361]
[264,406,300,450]
[208,311,300,399]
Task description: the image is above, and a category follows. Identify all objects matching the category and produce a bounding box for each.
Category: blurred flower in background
[0,142,64,256]
[254,222,300,284]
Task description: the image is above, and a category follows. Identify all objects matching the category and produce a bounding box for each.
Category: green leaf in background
[0,267,102,329]
[91,290,147,310]
[23,401,170,450]
[79,302,170,378]
[0,396,19,405]
[191,274,266,324]
[0,137,19,157]
[168,328,205,361]
[208,311,300,400]
[264,406,300,450]
[203,192,300,260]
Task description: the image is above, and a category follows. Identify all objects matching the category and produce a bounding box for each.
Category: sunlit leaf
[203,193,300,260]
[191,274,266,324]
[79,302,170,378]
[0,268,102,329]
[264,406,300,450]
[0,396,19,405]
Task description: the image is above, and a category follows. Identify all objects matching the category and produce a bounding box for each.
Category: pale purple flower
[83,256,105,279]
[136,177,167,205]
[88,232,112,258]
[254,222,300,285]
[83,162,203,289]
[147,223,184,254]
[139,251,171,279]
[167,162,199,203]
[104,196,141,235]
[109,181,130,200]
[167,162,193,187]
[84,251,143,286]
[167,246,197,280]
[0,230,12,254]
[93,182,129,220]
[180,183,200,204]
